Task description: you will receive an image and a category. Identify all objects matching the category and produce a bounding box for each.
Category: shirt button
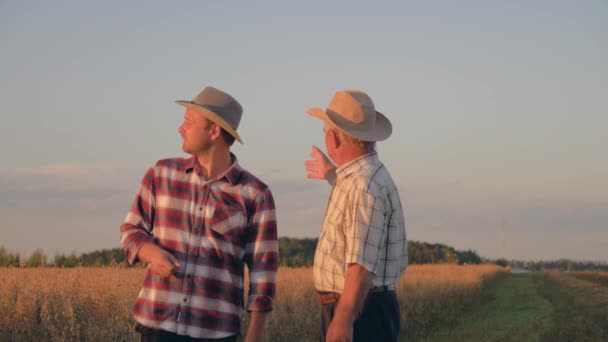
[183,298,187,303]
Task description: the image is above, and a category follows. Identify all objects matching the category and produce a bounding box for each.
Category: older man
[121,86,278,342]
[305,90,408,342]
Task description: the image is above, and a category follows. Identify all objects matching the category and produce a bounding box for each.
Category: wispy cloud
[0,164,142,255]
[18,163,93,177]
[0,166,606,261]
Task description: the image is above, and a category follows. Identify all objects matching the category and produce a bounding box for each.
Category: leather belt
[316,291,341,304]
[369,284,395,293]
[316,284,395,304]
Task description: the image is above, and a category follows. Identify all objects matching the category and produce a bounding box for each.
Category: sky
[1,1,607,262]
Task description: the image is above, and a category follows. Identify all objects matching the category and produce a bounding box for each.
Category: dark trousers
[320,291,400,342]
[135,322,238,342]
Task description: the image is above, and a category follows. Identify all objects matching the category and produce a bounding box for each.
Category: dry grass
[570,271,608,287]
[0,264,508,342]
[397,264,509,339]
[0,268,141,341]
[546,272,608,308]
[539,272,608,340]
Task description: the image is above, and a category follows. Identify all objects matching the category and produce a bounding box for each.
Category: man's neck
[335,147,374,168]
[194,149,232,180]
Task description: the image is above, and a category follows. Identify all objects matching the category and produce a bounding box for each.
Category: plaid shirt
[314,152,407,293]
[120,155,278,339]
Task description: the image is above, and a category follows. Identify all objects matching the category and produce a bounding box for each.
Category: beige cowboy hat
[175,86,243,144]
[307,90,392,142]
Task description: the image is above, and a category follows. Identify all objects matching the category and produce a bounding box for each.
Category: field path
[412,274,554,342]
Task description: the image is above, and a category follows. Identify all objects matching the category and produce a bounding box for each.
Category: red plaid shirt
[120,155,278,339]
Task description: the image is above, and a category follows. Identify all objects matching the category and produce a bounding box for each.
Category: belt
[316,284,395,304]
[316,291,341,305]
[369,284,395,293]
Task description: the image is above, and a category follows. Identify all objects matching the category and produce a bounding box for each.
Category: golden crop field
[0,264,508,342]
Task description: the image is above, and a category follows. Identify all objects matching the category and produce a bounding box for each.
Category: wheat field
[0,265,508,341]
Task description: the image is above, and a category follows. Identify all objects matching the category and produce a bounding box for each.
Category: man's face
[178,109,213,155]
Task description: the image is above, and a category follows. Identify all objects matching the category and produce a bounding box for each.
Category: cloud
[0,164,143,194]
[18,164,92,177]
[0,166,606,262]
[0,164,142,255]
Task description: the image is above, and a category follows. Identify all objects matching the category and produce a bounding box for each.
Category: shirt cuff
[345,256,378,276]
[246,294,274,312]
[125,233,156,265]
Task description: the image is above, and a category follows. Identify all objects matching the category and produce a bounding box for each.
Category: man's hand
[245,311,267,342]
[305,146,335,180]
[326,315,353,342]
[138,243,181,278]
[326,264,374,342]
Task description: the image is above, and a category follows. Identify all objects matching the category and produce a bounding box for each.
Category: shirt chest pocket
[209,204,247,235]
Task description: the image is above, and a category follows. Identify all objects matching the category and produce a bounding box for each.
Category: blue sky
[1,1,607,261]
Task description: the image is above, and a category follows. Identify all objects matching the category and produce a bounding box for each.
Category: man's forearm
[333,263,374,324]
[136,242,159,264]
[245,311,267,342]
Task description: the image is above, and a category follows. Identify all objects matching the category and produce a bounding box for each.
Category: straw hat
[176,86,243,144]
[307,90,392,141]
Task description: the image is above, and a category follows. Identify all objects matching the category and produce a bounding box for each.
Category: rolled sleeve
[246,293,274,312]
[244,188,278,312]
[344,190,387,274]
[120,166,156,265]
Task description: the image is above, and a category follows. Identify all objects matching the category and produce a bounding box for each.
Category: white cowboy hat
[307,90,392,141]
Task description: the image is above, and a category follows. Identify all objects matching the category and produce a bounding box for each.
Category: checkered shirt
[313,152,407,293]
[120,155,278,339]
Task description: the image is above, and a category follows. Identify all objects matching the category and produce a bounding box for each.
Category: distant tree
[25,248,47,267]
[406,241,480,265]
[53,252,80,267]
[494,258,509,268]
[0,246,20,267]
[53,252,67,267]
[278,238,317,267]
[456,249,482,264]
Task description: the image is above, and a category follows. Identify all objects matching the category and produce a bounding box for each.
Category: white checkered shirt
[313,152,407,293]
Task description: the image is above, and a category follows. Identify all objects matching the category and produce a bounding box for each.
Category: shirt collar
[336,152,379,179]
[184,153,242,185]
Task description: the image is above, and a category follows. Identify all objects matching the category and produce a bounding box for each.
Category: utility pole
[500,218,507,260]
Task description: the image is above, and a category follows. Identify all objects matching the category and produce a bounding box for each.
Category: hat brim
[176,101,243,144]
[306,108,392,142]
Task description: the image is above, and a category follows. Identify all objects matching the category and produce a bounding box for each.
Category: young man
[305,90,408,342]
[121,86,278,342]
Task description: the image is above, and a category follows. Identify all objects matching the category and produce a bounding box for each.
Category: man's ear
[209,123,222,141]
[329,129,341,149]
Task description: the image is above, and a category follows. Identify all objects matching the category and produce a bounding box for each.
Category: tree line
[489,258,608,272]
[3,241,606,270]
[0,239,483,268]
[0,246,128,268]
[278,238,483,267]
